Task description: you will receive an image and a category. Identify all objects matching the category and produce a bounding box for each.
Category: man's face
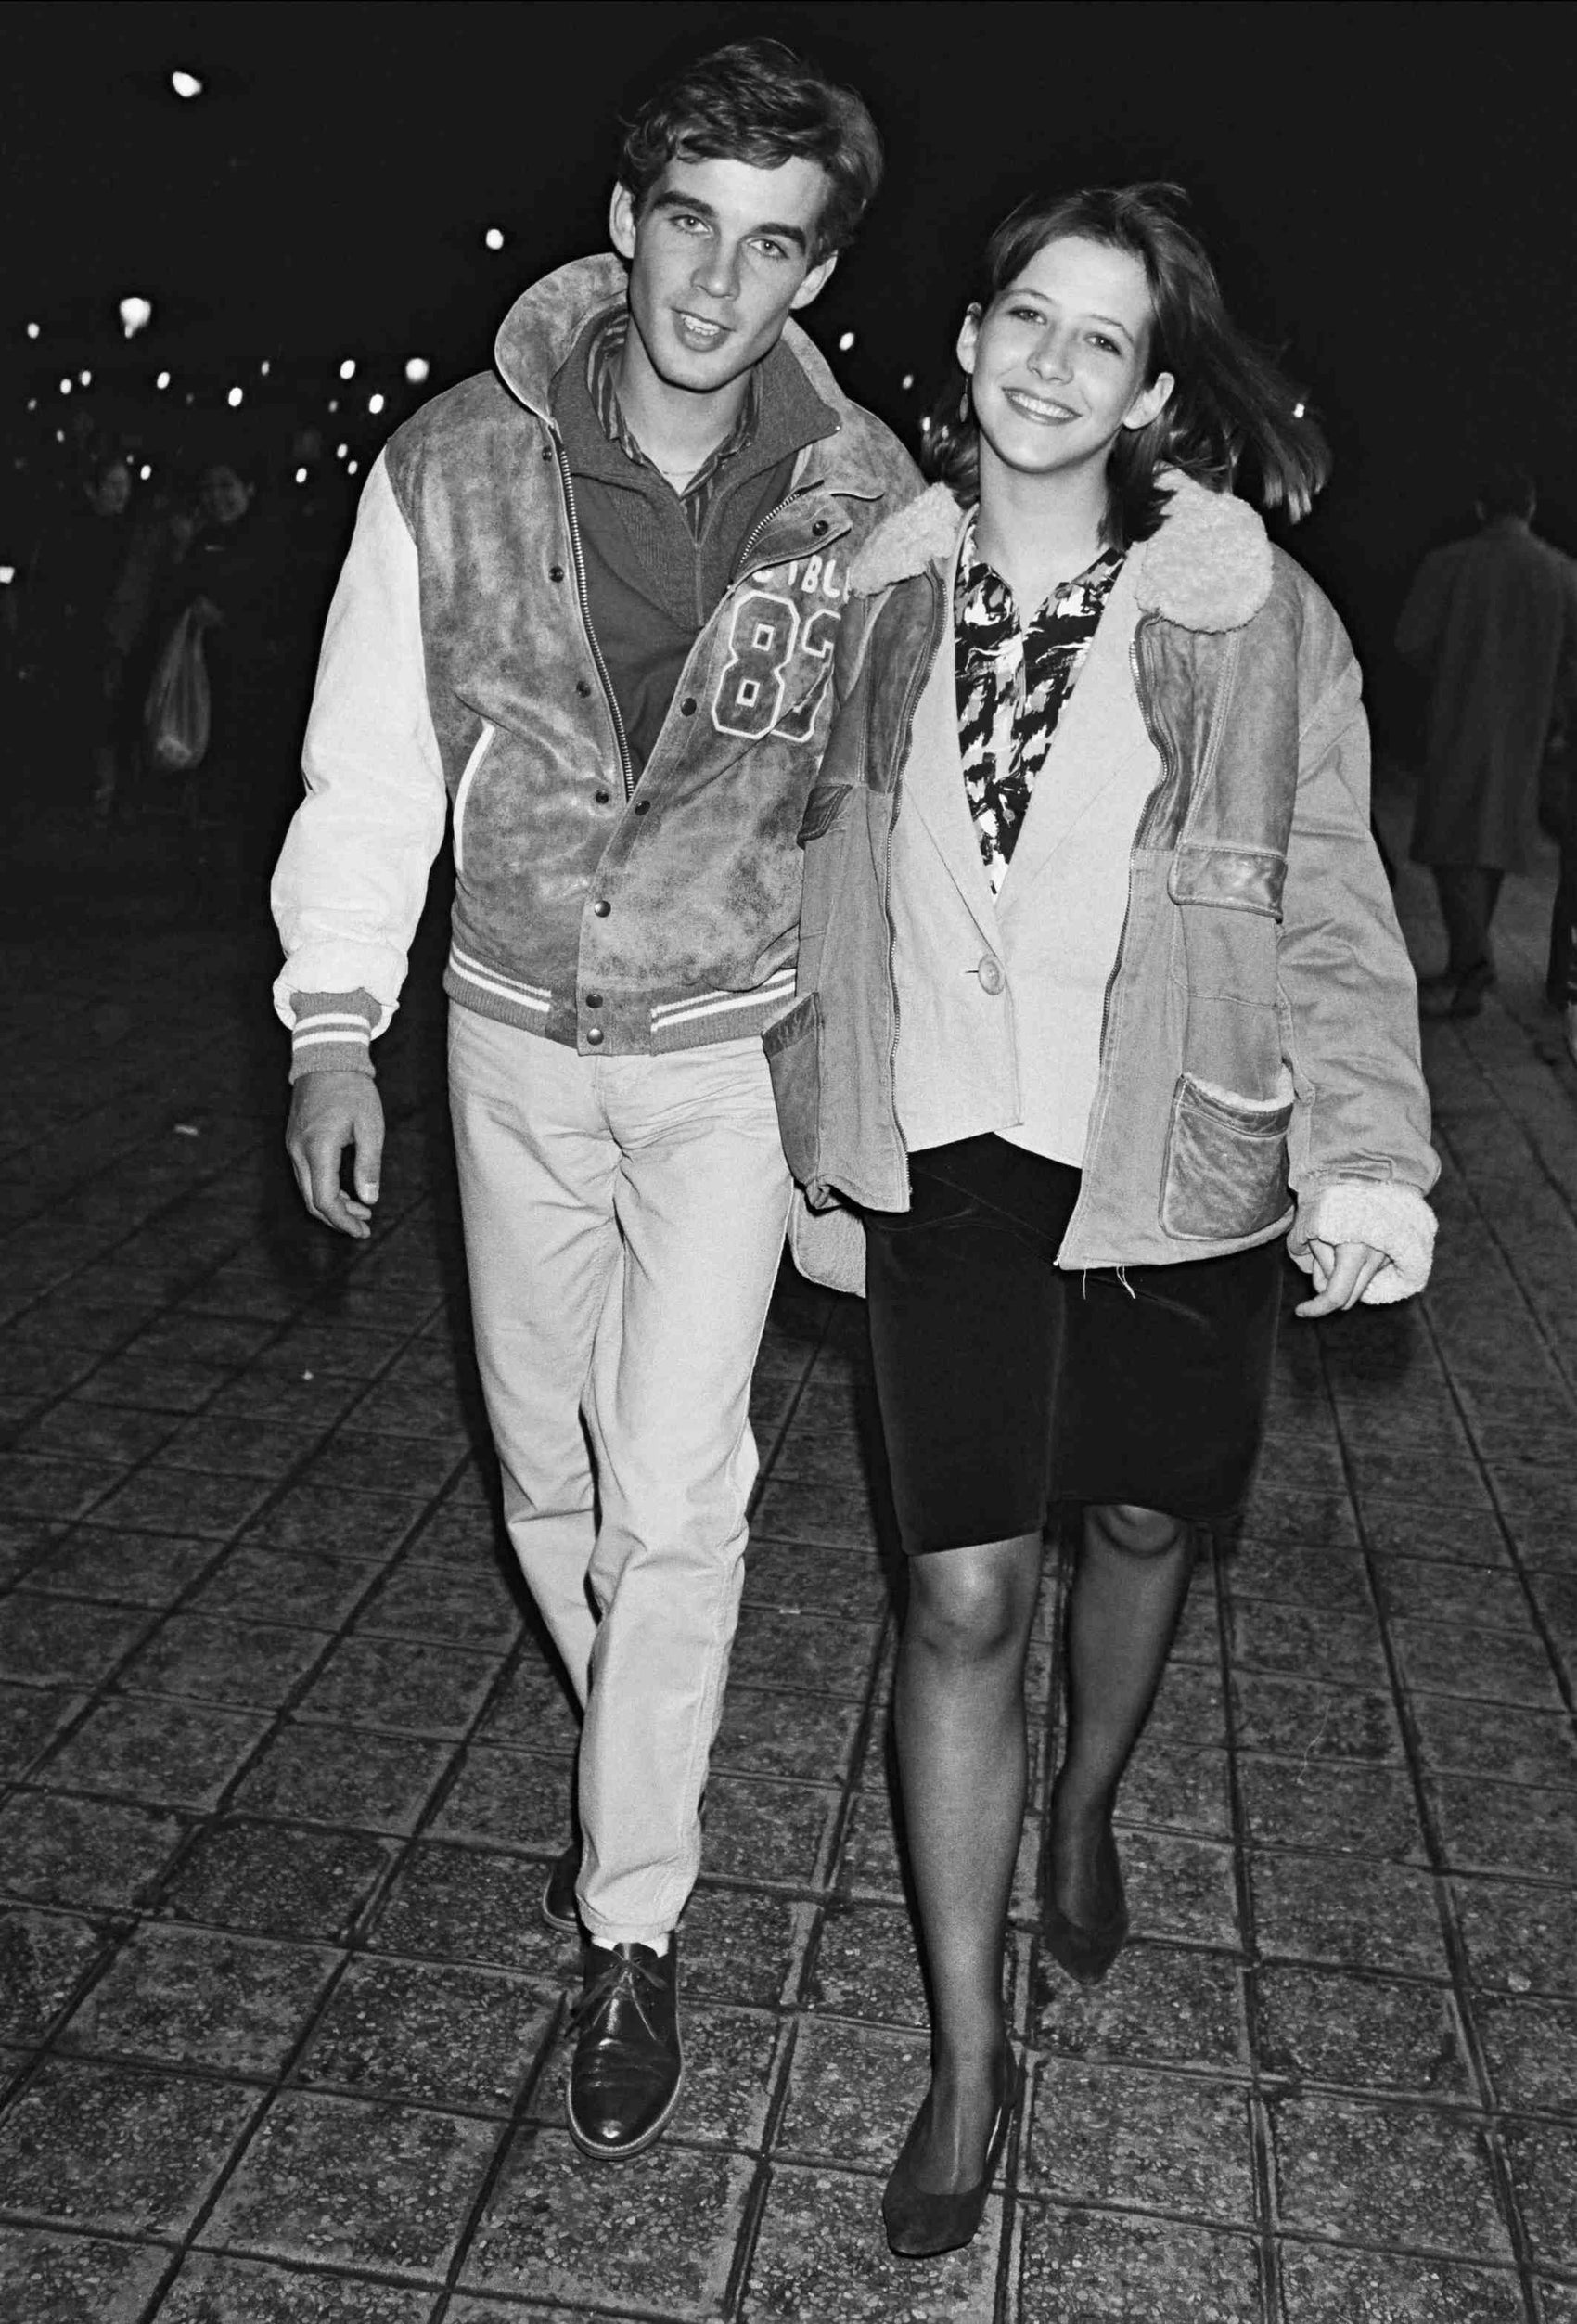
[609,152,838,398]
[91,464,131,517]
[203,467,250,526]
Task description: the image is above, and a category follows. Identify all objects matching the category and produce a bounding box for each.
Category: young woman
[765,184,1437,2258]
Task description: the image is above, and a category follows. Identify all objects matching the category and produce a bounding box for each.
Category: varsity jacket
[271,255,919,1072]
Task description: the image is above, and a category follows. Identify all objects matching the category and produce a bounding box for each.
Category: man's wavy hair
[618,38,883,263]
[923,183,1332,541]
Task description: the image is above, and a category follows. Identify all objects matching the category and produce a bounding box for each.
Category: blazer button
[585,1025,604,1046]
[978,955,1006,996]
[593,898,610,917]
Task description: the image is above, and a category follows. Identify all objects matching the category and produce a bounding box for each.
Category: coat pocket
[1160,1072,1293,1242]
[763,992,823,1188]
[451,720,495,879]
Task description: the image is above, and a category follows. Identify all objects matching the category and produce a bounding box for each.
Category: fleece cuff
[1290,1180,1437,1303]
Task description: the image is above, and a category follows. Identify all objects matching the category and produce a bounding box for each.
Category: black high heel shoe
[881,2056,1019,2259]
[1042,1813,1129,1985]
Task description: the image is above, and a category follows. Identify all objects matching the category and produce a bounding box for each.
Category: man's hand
[287,1071,384,1239]
[1295,1239,1390,1318]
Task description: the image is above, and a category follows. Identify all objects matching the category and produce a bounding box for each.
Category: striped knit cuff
[289,989,379,1084]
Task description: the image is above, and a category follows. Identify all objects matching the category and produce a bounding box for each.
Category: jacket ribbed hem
[444,942,795,1054]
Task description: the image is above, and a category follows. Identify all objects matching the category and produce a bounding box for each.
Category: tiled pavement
[2,804,1575,2323]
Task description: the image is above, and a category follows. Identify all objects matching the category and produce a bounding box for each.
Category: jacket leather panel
[1160,1072,1294,1242]
[1170,842,1288,917]
[798,784,852,845]
[763,993,824,1188]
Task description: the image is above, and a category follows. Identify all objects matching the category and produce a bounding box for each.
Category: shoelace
[572,1947,668,2043]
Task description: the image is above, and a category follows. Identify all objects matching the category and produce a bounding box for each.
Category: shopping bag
[144,605,212,773]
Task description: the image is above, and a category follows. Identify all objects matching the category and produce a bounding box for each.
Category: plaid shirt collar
[588,310,760,524]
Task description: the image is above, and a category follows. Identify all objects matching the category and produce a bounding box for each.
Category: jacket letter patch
[712,589,840,744]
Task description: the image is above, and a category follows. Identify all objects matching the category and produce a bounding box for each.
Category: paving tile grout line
[1212,1514,1286,2324]
[1314,1319,1546,2318]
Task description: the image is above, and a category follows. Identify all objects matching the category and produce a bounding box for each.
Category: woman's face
[958,235,1173,486]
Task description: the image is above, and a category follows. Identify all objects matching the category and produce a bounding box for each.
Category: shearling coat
[1399,517,1577,874]
[768,478,1438,1303]
[271,255,919,1073]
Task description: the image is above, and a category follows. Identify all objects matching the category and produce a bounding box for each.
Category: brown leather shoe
[566,1938,683,2161]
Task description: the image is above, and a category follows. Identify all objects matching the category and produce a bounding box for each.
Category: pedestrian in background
[1398,465,1577,1019]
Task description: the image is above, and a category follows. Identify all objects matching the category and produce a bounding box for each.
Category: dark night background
[5,0,1575,742]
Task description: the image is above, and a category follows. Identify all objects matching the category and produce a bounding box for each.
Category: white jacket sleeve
[270,453,447,1041]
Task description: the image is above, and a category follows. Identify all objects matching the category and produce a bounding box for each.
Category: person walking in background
[769,183,1438,2260]
[272,40,917,2164]
[1398,465,1577,1019]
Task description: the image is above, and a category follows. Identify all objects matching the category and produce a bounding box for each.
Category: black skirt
[862,1134,1282,1555]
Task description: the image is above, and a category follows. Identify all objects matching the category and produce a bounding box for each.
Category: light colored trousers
[447,1008,791,1947]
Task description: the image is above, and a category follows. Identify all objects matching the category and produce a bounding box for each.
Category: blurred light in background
[156,371,171,390]
[139,464,152,480]
[25,323,39,340]
[260,359,272,377]
[484,227,505,251]
[295,467,309,483]
[366,392,385,414]
[336,443,348,459]
[119,295,153,339]
[227,386,244,406]
[902,373,916,390]
[839,332,855,352]
[404,356,430,385]
[0,568,16,585]
[78,369,92,386]
[339,359,356,380]
[170,70,204,98]
[59,379,72,395]
[347,458,359,475]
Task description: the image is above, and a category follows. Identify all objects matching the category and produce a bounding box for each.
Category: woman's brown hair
[923,182,1331,540]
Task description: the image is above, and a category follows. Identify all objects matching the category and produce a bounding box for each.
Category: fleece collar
[493,252,891,502]
[849,471,1274,633]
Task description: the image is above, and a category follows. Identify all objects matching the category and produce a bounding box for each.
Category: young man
[273,39,917,2162]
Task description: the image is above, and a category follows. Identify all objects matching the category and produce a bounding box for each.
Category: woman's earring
[956,382,972,425]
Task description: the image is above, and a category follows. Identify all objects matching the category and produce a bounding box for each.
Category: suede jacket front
[271,255,920,1071]
[766,478,1440,1302]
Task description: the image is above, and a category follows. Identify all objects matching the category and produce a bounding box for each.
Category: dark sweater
[552,318,835,776]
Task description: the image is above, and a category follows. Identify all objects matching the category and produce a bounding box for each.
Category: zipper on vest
[551,432,636,802]
[734,487,814,584]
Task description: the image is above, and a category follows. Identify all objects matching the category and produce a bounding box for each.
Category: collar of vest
[849,469,1274,633]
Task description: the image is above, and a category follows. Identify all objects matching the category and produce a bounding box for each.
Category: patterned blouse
[955,517,1125,891]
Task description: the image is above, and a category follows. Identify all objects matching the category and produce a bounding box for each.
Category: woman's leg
[1049,1501,1195,1931]
[896,1529,1043,2186]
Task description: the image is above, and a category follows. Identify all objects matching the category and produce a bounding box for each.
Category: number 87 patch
[712,587,840,743]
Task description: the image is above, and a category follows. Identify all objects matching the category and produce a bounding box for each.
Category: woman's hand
[1295,1239,1390,1318]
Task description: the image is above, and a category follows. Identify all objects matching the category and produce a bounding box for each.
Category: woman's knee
[905,1539,1039,1663]
[1087,1501,1191,1560]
